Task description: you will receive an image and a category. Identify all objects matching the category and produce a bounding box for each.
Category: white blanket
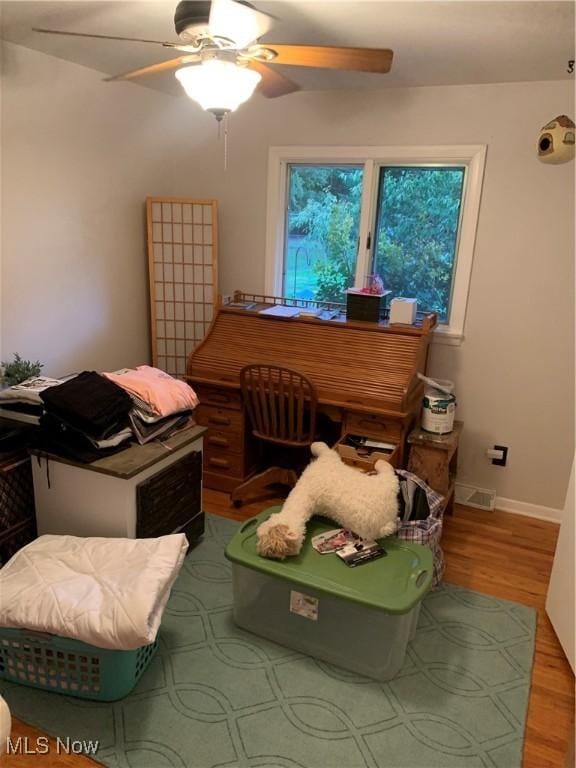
[0,534,188,650]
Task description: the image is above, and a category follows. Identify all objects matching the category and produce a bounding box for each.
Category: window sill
[431,327,464,346]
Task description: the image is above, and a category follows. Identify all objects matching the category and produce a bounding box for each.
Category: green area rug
[0,515,536,768]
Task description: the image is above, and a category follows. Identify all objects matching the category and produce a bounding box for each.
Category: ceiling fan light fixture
[207,0,272,49]
[175,59,261,117]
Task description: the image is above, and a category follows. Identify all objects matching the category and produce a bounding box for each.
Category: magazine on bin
[311,528,361,554]
[312,528,387,566]
[336,541,387,567]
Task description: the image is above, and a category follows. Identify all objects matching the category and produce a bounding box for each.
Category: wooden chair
[231,364,318,507]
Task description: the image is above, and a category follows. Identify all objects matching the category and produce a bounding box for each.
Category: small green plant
[1,353,43,387]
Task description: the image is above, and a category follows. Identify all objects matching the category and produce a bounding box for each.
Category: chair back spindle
[240,365,317,447]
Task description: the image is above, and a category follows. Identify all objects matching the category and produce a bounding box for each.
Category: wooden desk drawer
[204,447,243,476]
[196,404,243,432]
[205,430,243,454]
[196,385,242,411]
[345,413,402,441]
[335,434,400,471]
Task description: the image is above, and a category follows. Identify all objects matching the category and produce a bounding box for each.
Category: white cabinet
[32,425,206,540]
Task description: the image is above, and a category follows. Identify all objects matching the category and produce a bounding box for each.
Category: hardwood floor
[3,491,574,768]
[2,720,99,767]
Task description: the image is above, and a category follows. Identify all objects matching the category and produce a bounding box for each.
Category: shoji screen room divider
[146,197,218,378]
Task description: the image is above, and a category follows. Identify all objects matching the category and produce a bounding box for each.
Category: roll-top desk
[187,292,437,492]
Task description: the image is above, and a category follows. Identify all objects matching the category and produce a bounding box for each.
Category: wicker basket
[0,628,157,701]
[0,457,36,566]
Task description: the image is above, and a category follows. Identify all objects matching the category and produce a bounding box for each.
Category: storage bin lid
[225,508,433,614]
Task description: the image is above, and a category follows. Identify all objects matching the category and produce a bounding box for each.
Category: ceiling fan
[33,0,394,120]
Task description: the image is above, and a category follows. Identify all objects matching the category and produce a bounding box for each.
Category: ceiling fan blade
[32,27,179,48]
[103,55,200,82]
[208,0,273,49]
[246,61,300,99]
[263,44,393,73]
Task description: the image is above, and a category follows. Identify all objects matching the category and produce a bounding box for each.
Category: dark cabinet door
[0,458,37,566]
[136,450,202,538]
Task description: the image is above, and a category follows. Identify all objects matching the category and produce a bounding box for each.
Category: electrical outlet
[491,445,508,467]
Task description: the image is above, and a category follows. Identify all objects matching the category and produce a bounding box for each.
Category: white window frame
[265,145,487,344]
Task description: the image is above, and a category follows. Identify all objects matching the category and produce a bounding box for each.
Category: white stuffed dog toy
[256,442,400,559]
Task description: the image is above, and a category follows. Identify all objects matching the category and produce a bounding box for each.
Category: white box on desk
[389,297,417,325]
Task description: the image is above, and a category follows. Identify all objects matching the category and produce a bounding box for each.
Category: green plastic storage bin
[225,508,433,681]
[0,627,157,701]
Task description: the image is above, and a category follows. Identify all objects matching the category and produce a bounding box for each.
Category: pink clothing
[103,366,199,417]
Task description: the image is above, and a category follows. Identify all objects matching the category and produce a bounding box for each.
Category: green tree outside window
[283,163,466,317]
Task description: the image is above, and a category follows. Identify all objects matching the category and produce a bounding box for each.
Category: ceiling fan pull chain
[215,113,229,171]
[223,113,229,172]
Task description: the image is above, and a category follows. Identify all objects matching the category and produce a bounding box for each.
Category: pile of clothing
[103,366,199,446]
[1,366,199,463]
[0,376,72,424]
[39,371,134,462]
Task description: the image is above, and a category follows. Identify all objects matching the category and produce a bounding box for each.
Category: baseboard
[494,496,562,524]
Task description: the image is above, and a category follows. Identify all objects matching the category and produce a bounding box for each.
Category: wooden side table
[407,421,463,514]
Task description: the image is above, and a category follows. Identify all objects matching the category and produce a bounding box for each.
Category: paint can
[421,380,456,434]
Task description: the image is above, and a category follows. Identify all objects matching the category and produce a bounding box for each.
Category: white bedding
[0,534,188,650]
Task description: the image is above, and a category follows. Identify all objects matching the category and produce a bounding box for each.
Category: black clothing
[40,371,132,440]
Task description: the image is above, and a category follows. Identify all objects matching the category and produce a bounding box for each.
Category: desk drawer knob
[207,393,231,404]
[208,457,230,469]
[208,415,231,426]
[208,436,230,448]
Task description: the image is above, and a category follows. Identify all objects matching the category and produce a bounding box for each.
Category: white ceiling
[0,0,574,98]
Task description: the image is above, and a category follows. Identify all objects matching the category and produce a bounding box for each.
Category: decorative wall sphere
[538,115,575,164]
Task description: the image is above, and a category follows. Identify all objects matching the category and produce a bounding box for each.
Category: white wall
[1,42,573,512]
[0,41,213,376]
[168,80,575,512]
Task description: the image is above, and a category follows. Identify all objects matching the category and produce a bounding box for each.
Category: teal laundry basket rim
[0,627,157,701]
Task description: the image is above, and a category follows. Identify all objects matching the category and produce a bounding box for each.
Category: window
[373,166,465,323]
[283,164,363,301]
[265,146,486,342]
